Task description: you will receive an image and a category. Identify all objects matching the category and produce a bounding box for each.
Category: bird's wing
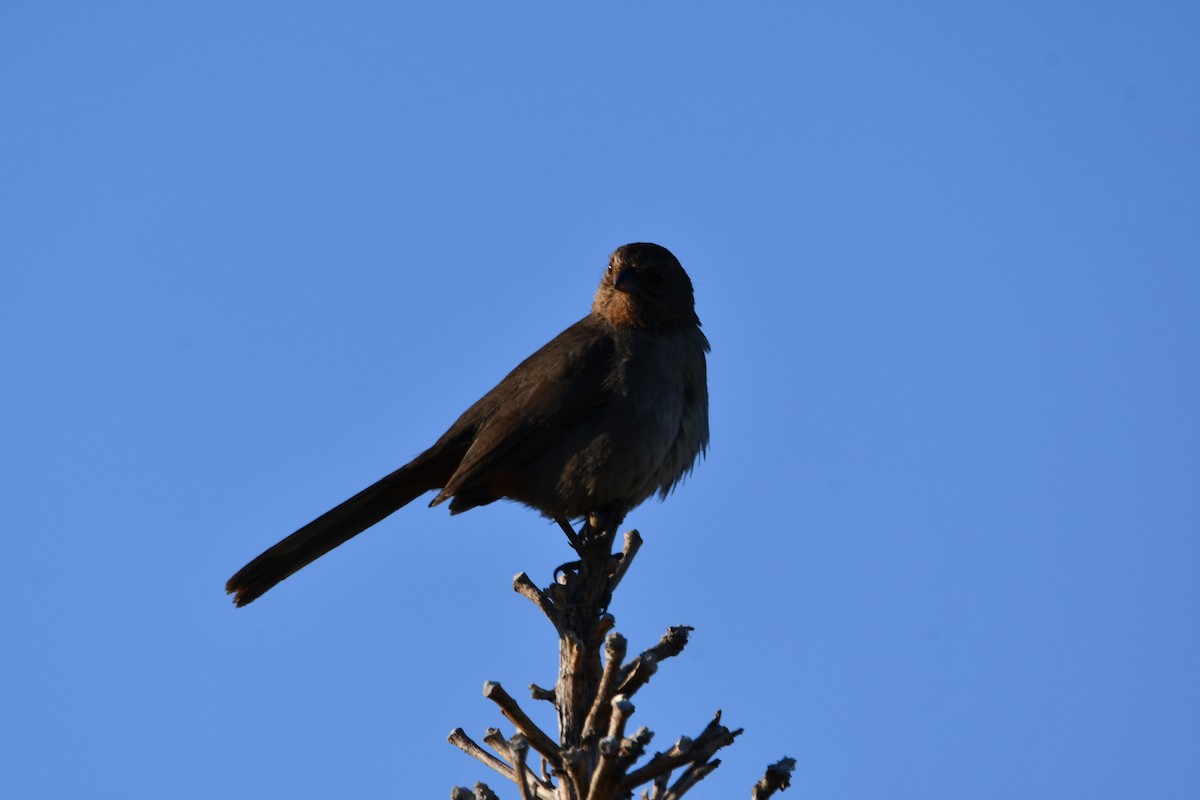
[431,317,616,505]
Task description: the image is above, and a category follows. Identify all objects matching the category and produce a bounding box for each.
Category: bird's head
[592,243,700,331]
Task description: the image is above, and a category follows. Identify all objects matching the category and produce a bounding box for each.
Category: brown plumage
[226,243,709,606]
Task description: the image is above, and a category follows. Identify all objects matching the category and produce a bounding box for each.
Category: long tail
[226,464,434,607]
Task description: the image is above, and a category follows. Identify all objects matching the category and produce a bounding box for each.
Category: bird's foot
[556,514,617,555]
[553,558,582,583]
[579,512,621,551]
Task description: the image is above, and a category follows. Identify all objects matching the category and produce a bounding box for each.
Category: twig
[483,727,508,755]
[559,747,588,800]
[750,757,797,799]
[448,728,516,783]
[615,726,653,773]
[514,573,560,630]
[510,735,534,800]
[588,697,634,800]
[608,529,643,594]
[662,759,721,800]
[622,711,742,792]
[651,771,670,800]
[484,682,561,769]
[622,734,692,792]
[617,626,693,696]
[529,683,556,703]
[591,613,616,642]
[475,728,557,800]
[616,653,658,698]
[581,633,627,742]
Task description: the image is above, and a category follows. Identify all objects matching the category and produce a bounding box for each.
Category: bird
[226,242,709,607]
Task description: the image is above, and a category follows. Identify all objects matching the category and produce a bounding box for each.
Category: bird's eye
[606,263,614,274]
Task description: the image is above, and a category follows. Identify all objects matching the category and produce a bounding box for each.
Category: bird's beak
[613,268,637,293]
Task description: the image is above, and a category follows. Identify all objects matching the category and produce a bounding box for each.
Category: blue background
[3,3,1198,798]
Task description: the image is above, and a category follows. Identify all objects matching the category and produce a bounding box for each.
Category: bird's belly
[508,400,689,519]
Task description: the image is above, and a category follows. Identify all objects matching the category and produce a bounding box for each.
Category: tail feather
[226,466,431,606]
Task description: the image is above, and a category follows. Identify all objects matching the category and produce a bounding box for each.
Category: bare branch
[608,529,643,594]
[615,626,693,698]
[468,728,557,800]
[616,653,658,698]
[615,726,653,774]
[622,735,691,791]
[483,682,561,769]
[750,757,797,799]
[559,747,588,800]
[649,771,670,800]
[607,697,634,742]
[473,784,501,800]
[448,728,516,783]
[513,573,560,630]
[529,683,556,703]
[622,711,742,792]
[662,759,721,800]
[619,625,691,685]
[510,736,534,800]
[581,633,628,743]
[451,526,781,800]
[587,697,634,800]
[591,613,616,641]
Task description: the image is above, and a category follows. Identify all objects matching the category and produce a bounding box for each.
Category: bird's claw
[553,559,582,582]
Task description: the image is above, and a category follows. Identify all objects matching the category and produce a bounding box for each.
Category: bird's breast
[550,325,709,516]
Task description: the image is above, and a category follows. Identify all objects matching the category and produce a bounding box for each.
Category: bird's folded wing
[433,319,617,503]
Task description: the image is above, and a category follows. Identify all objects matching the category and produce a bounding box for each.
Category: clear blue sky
[3,3,1198,798]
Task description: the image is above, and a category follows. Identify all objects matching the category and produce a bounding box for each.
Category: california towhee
[226,243,709,606]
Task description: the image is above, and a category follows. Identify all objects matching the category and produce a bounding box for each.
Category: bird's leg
[553,517,585,581]
[557,514,614,570]
[555,516,582,547]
